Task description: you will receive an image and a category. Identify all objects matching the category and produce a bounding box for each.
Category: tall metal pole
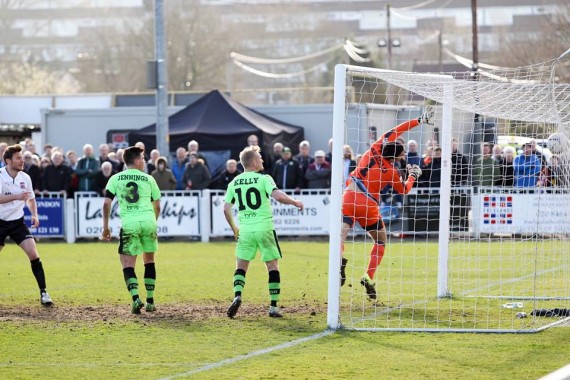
[386,3,392,71]
[470,0,481,171]
[471,0,479,70]
[154,0,169,156]
[438,30,443,72]
[386,3,393,104]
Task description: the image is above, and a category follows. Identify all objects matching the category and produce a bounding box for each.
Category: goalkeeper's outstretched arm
[374,106,434,146]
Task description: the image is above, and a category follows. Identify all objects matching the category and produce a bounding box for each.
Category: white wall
[42,105,339,156]
[255,104,334,153]
[0,96,52,124]
[41,107,177,154]
[40,104,431,158]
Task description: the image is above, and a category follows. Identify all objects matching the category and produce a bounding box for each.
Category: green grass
[341,240,570,330]
[0,241,568,379]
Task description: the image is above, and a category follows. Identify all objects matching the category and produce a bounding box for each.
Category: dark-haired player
[102,146,161,314]
[0,144,53,306]
[341,107,433,299]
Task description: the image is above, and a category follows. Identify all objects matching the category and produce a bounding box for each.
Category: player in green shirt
[102,146,161,314]
[224,145,304,318]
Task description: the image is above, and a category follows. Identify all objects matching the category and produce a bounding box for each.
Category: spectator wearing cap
[305,150,331,189]
[513,143,541,188]
[271,147,303,191]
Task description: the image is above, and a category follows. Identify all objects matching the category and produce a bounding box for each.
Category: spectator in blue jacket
[513,143,541,187]
[171,147,189,190]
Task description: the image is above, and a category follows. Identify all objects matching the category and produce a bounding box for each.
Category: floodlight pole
[154,0,169,157]
[386,4,392,71]
[470,0,482,159]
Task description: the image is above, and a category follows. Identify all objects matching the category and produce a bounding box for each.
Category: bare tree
[163,3,231,91]
[0,62,80,94]
[68,2,242,93]
[494,2,570,81]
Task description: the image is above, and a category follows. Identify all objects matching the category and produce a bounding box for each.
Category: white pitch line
[539,364,570,380]
[157,329,334,380]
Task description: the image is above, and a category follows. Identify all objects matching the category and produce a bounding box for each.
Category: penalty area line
[157,329,334,380]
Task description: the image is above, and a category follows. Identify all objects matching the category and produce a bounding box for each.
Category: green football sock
[233,269,246,297]
[123,267,139,301]
[268,270,280,307]
[126,278,139,300]
[144,263,156,304]
[144,278,155,303]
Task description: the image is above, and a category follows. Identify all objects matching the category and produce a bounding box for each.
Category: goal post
[436,82,454,299]
[326,64,347,330]
[328,61,570,332]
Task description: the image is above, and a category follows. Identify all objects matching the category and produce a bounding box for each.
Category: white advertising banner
[210,191,331,236]
[75,193,200,237]
[475,192,570,234]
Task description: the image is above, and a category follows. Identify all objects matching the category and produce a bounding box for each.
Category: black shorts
[0,217,33,246]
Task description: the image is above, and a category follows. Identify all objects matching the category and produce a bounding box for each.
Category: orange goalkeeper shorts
[342,190,385,231]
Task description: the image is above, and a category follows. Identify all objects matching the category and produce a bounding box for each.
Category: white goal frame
[327,63,570,332]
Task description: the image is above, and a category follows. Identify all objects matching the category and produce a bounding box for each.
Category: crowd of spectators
[0,134,564,200]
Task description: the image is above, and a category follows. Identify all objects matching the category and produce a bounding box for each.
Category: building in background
[0,0,566,102]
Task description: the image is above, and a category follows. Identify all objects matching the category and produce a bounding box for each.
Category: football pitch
[0,240,568,379]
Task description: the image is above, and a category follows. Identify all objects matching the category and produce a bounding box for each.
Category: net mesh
[334,56,570,332]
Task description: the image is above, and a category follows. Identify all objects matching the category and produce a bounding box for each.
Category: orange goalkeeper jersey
[347,118,420,201]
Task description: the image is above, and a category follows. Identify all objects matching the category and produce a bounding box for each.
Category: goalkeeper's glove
[417,105,434,125]
[407,164,422,180]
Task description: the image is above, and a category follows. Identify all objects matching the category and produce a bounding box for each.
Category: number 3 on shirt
[125,182,140,203]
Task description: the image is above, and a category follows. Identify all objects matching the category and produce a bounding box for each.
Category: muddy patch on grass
[0,303,325,323]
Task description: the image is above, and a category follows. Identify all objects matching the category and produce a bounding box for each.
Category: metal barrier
[24,192,66,238]
[32,188,570,242]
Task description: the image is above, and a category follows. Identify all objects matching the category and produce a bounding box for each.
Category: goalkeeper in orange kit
[340,106,434,299]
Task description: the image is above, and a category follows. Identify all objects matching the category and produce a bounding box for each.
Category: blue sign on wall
[23,198,65,238]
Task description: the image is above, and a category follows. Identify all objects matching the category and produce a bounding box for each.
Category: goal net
[328,55,570,332]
